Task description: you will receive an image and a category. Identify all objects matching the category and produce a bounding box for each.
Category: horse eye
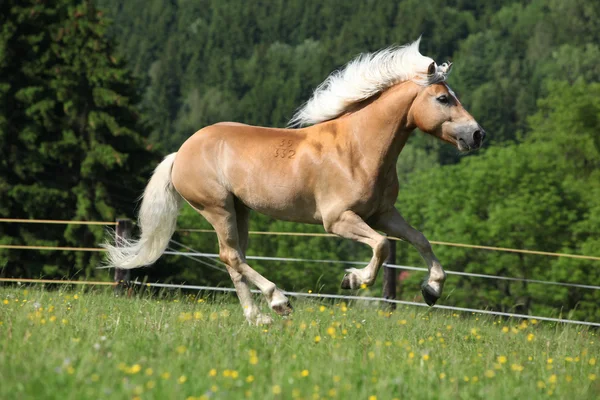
[437,95,449,104]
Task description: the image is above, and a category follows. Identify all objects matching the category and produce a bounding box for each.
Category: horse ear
[427,62,436,76]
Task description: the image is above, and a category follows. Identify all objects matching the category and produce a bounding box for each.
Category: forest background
[1,0,599,320]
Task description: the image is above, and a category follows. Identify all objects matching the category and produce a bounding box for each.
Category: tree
[0,0,156,279]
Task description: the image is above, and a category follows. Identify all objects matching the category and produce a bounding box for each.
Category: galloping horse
[104,38,485,325]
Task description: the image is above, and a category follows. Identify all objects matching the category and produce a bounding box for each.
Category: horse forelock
[288,37,451,127]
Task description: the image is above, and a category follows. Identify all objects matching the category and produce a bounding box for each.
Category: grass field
[0,285,598,400]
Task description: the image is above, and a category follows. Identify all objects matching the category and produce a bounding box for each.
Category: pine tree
[0,0,156,279]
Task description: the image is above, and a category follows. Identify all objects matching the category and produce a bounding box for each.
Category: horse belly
[225,160,322,224]
[233,177,322,224]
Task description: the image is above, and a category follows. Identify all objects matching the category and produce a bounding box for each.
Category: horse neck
[339,82,419,168]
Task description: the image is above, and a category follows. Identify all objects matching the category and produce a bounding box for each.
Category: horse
[103,38,485,325]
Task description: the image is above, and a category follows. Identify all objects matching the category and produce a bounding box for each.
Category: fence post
[113,218,132,295]
[383,239,397,310]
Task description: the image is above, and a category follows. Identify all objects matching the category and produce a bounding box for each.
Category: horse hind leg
[199,200,292,322]
[226,201,271,325]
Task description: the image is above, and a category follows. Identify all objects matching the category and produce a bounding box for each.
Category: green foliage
[0,0,156,279]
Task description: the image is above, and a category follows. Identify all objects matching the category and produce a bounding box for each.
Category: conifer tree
[0,0,156,278]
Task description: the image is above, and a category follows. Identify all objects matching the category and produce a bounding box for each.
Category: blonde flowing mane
[289,38,451,127]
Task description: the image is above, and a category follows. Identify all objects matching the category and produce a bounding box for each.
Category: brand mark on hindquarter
[274,139,296,159]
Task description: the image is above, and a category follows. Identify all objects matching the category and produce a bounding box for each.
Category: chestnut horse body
[104,39,485,325]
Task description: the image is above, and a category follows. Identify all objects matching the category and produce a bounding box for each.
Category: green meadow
[0,286,598,400]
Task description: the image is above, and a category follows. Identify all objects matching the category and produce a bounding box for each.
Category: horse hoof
[341,273,361,290]
[421,284,440,307]
[272,301,293,316]
[250,314,274,326]
[341,274,352,289]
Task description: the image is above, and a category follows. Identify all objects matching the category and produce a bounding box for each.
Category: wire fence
[177,228,600,261]
[161,249,600,291]
[0,218,117,226]
[1,276,598,327]
[2,218,600,260]
[1,228,599,290]
[2,218,600,328]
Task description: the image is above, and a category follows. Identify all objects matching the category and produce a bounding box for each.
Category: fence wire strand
[177,228,600,261]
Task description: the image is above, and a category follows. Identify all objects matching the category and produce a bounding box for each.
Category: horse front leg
[324,211,390,289]
[371,208,446,306]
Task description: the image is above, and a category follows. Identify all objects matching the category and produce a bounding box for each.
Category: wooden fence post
[383,239,397,310]
[113,218,132,295]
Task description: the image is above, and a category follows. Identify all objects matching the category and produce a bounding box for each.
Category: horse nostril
[473,130,482,143]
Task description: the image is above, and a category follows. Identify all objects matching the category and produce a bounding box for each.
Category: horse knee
[219,248,242,267]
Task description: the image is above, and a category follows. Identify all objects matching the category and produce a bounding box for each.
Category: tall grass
[0,286,598,399]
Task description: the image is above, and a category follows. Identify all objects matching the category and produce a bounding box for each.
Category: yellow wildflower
[301,369,310,377]
[527,333,535,342]
[272,385,282,395]
[178,375,187,384]
[548,375,557,384]
[497,356,507,364]
[246,375,255,383]
[537,381,546,389]
[314,336,321,343]
[485,370,495,378]
[129,364,142,374]
[209,369,217,377]
[589,374,597,381]
[511,364,524,372]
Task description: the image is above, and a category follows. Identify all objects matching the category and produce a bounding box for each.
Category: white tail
[103,153,182,269]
